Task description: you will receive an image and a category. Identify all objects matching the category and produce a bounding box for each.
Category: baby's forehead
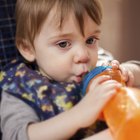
[45,5,75,24]
[45,7,90,32]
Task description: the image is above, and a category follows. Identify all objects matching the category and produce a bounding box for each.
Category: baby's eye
[86,37,97,45]
[57,41,71,49]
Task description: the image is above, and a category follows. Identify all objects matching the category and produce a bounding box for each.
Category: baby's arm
[1,91,81,140]
[120,60,140,87]
[83,129,113,140]
[1,76,120,140]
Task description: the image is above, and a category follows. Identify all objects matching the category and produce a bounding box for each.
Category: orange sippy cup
[82,66,140,140]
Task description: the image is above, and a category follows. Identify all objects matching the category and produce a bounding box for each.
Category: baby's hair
[16,0,102,48]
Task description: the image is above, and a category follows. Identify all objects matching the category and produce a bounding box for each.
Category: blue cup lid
[82,65,112,96]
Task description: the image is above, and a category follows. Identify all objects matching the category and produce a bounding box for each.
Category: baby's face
[33,11,101,83]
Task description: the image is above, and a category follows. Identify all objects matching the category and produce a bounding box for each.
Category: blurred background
[100,0,140,63]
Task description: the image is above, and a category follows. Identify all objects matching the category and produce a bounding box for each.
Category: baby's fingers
[94,80,122,103]
[88,75,112,92]
[126,70,134,86]
[110,60,120,69]
[91,81,121,117]
[119,65,134,86]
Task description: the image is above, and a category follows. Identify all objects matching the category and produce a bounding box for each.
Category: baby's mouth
[75,72,88,83]
[80,72,88,78]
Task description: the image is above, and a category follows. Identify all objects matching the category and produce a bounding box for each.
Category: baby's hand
[120,64,135,87]
[102,60,134,86]
[102,59,119,69]
[74,75,121,128]
[110,60,134,86]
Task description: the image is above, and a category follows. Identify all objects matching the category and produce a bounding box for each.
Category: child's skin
[120,61,140,87]
[1,0,135,140]
[84,129,113,140]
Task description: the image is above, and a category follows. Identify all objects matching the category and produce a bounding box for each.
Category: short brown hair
[16,0,102,48]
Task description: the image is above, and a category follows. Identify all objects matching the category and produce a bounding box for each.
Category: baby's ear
[17,39,35,62]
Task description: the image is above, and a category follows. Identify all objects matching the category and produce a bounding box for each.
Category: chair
[0,0,22,138]
[0,0,21,71]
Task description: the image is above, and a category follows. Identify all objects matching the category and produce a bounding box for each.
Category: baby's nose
[73,46,89,63]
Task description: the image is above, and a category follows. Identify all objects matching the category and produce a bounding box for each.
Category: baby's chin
[69,76,83,84]
[51,76,83,84]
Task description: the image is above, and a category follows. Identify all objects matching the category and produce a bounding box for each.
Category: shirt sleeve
[0,91,40,140]
[123,60,140,66]
[97,47,114,66]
